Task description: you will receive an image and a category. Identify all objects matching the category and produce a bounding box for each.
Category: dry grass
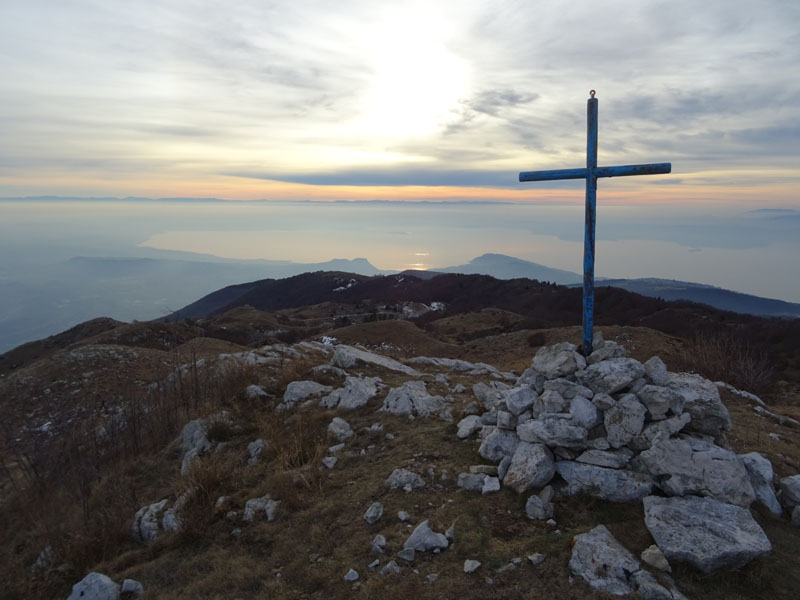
[686,332,776,397]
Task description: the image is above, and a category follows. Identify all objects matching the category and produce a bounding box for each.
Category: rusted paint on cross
[518,91,672,355]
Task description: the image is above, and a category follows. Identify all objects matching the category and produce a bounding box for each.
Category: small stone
[368,559,380,570]
[445,521,456,542]
[398,511,410,522]
[371,534,387,554]
[546,519,557,527]
[322,456,337,469]
[344,568,359,582]
[464,559,482,574]
[525,495,554,520]
[328,443,345,453]
[380,560,401,575]
[482,476,501,495]
[497,411,515,429]
[641,544,671,573]
[425,573,439,583]
[364,501,384,525]
[397,548,416,562]
[403,520,449,552]
[387,468,425,491]
[327,417,354,442]
[121,579,144,596]
[527,553,546,566]
[66,573,120,600]
[457,415,482,439]
[496,562,517,573]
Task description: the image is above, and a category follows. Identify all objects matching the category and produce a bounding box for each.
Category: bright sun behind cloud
[355,7,471,138]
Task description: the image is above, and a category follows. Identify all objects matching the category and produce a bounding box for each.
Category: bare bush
[686,332,775,397]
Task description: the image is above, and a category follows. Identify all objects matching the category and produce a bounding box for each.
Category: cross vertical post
[518,91,672,356]
[584,92,598,356]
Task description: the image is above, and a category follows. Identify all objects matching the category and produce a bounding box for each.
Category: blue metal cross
[518,90,672,355]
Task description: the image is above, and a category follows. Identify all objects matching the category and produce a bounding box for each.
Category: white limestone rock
[525,494,555,520]
[531,342,586,379]
[588,342,626,365]
[67,572,120,600]
[505,386,537,416]
[604,394,646,448]
[387,468,425,491]
[132,499,168,543]
[666,372,731,441]
[637,385,683,420]
[279,380,332,411]
[640,437,755,507]
[243,494,279,522]
[320,376,382,409]
[569,396,601,429]
[327,417,354,442]
[179,419,211,475]
[380,381,446,417]
[569,525,640,596]
[779,474,800,507]
[575,448,633,469]
[532,389,569,416]
[556,461,654,502]
[246,384,269,399]
[502,442,555,493]
[644,356,669,386]
[343,568,359,582]
[456,415,482,439]
[457,472,488,492]
[643,495,771,573]
[575,358,646,395]
[380,560,401,575]
[473,381,510,410]
[517,416,588,449]
[364,501,384,525]
[371,534,387,554]
[120,579,144,597]
[247,438,267,465]
[482,476,501,495]
[739,452,782,516]
[403,520,449,552]
[641,545,671,573]
[332,344,421,376]
[464,559,481,574]
[544,378,594,399]
[628,413,691,451]
[516,367,545,393]
[478,427,520,462]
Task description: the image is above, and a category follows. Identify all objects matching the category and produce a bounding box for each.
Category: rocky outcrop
[278,380,332,411]
[320,376,382,409]
[332,345,420,376]
[380,381,446,417]
[643,495,771,573]
[640,438,755,507]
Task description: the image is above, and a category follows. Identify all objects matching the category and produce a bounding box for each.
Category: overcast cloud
[1,0,799,202]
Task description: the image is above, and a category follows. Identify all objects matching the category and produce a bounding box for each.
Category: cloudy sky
[1,0,799,206]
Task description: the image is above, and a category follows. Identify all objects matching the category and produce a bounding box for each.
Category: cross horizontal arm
[519,162,671,182]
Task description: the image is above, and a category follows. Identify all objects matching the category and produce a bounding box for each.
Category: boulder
[380,381,446,417]
[531,342,586,379]
[569,396,601,429]
[517,416,587,449]
[478,427,520,462]
[569,525,640,595]
[643,495,771,573]
[456,415,482,439]
[640,438,755,507]
[575,358,646,395]
[327,417,354,442]
[525,494,555,520]
[67,572,120,600]
[556,461,654,502]
[604,394,646,448]
[280,380,332,410]
[666,373,731,441]
[516,367,545,393]
[779,474,800,507]
[502,442,555,493]
[332,344,421,376]
[243,495,279,522]
[575,448,633,469]
[637,385,683,420]
[739,452,782,516]
[473,381,510,410]
[320,376,381,409]
[387,468,425,491]
[403,520,449,552]
[628,413,691,451]
[505,386,537,416]
[644,356,669,386]
[132,499,168,542]
[543,378,593,399]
